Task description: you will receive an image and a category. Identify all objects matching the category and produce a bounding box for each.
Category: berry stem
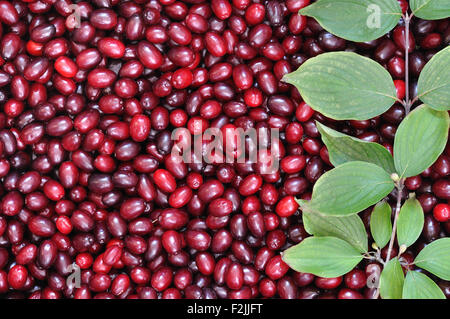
[374,9,416,301]
[386,180,404,263]
[404,13,411,114]
[373,179,405,300]
[387,8,415,261]
[403,10,417,114]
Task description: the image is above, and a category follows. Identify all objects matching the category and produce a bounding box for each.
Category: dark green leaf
[397,196,424,248]
[414,238,450,280]
[410,0,450,20]
[304,161,395,217]
[370,201,392,249]
[283,52,397,120]
[282,237,363,278]
[417,46,450,111]
[380,258,404,299]
[402,271,446,299]
[316,122,395,173]
[299,0,402,42]
[393,104,449,178]
[301,206,368,253]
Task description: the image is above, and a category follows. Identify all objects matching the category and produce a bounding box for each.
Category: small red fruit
[275,196,299,217]
[433,203,450,222]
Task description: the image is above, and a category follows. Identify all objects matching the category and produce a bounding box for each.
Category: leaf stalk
[386,179,404,263]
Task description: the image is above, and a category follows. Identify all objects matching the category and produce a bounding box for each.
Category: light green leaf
[380,258,404,299]
[397,196,424,248]
[316,122,395,173]
[417,46,450,111]
[402,271,446,299]
[299,0,402,42]
[283,52,397,120]
[393,105,449,178]
[301,206,368,253]
[282,237,363,278]
[304,161,395,217]
[370,201,392,249]
[414,238,450,280]
[410,0,450,20]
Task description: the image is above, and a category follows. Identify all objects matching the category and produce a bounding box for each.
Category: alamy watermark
[366,271,380,289]
[171,120,281,174]
[66,263,81,289]
[66,4,81,29]
[367,4,381,29]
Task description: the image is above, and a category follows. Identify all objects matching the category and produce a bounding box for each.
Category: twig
[404,14,411,114]
[385,180,404,262]
[374,10,415,301]
[372,181,404,300]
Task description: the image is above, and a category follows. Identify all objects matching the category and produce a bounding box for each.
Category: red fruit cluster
[0,0,448,299]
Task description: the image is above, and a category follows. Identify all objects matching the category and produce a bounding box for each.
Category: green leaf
[283,52,397,120]
[379,258,404,299]
[396,196,424,249]
[393,104,450,178]
[299,0,402,42]
[301,207,368,253]
[402,271,446,299]
[370,201,392,249]
[304,161,395,217]
[414,238,450,280]
[410,0,450,20]
[417,46,450,111]
[316,122,395,173]
[282,236,363,278]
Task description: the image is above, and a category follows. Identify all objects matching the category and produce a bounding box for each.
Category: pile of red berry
[0,0,448,299]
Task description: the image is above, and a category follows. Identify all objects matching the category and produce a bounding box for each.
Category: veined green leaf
[282,237,363,278]
[397,196,424,248]
[380,258,404,299]
[393,104,449,178]
[301,206,368,253]
[316,122,395,173]
[402,271,446,299]
[283,52,397,120]
[414,238,450,280]
[299,0,402,42]
[305,161,395,217]
[370,201,392,249]
[417,46,450,111]
[410,0,450,20]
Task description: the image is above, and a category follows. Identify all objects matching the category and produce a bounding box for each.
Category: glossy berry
[433,203,450,222]
[275,196,299,217]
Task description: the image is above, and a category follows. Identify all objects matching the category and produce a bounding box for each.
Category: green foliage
[282,52,397,120]
[282,237,363,278]
[370,201,392,249]
[299,0,402,42]
[302,161,394,217]
[316,122,396,174]
[402,271,446,299]
[301,207,368,253]
[410,0,450,20]
[396,196,424,248]
[393,104,449,178]
[416,46,450,111]
[379,258,404,299]
[280,1,450,300]
[414,238,450,280]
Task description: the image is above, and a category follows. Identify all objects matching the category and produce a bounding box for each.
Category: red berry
[433,203,450,222]
[394,80,406,100]
[275,196,299,217]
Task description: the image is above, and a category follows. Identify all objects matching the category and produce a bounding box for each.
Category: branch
[385,181,404,262]
[404,14,411,114]
[373,180,404,300]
